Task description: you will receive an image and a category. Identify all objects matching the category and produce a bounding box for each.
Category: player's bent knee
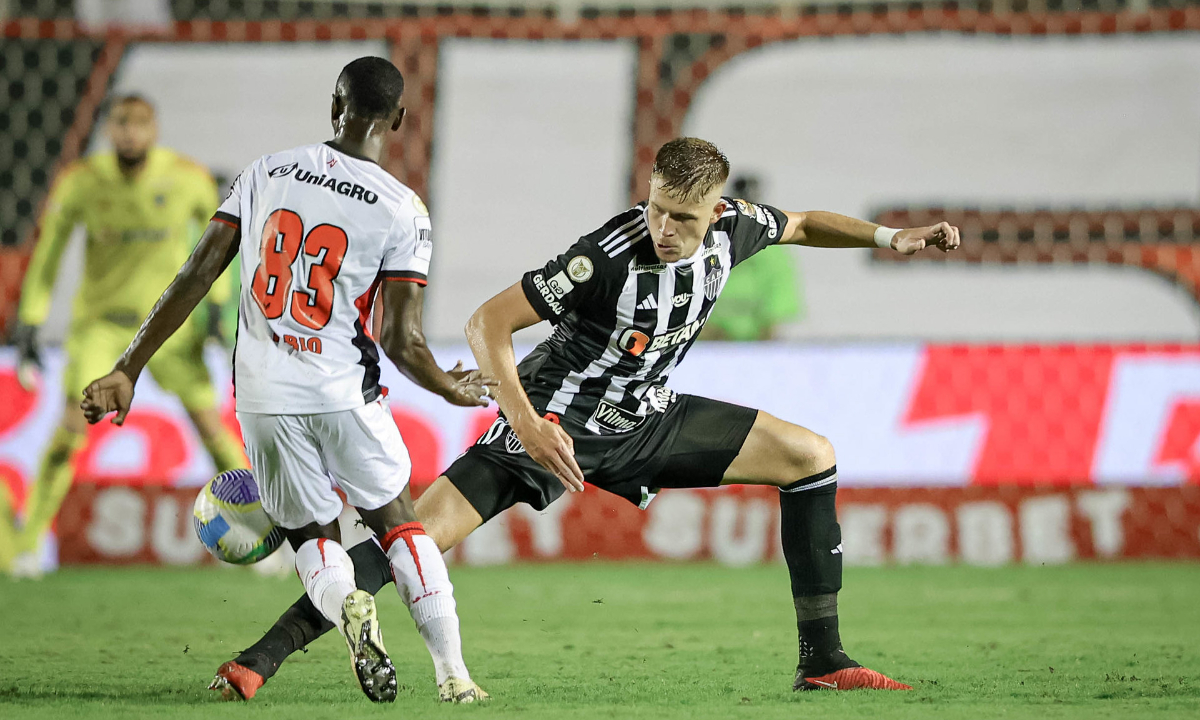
[781,427,836,479]
[806,433,836,472]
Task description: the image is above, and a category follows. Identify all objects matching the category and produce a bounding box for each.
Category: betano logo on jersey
[618,318,706,356]
[270,164,380,205]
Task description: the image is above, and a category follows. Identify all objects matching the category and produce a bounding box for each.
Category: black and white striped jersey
[517,198,786,435]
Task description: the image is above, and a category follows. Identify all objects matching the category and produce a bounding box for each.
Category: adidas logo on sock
[636,295,658,311]
[831,544,843,555]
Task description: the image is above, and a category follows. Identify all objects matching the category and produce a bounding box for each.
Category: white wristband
[873,226,899,250]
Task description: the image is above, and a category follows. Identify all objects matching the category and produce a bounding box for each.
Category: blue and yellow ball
[193,469,284,565]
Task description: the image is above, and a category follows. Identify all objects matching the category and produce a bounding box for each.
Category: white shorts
[237,400,412,529]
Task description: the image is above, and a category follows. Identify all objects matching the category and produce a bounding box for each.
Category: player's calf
[379,521,480,696]
[778,469,911,691]
[294,535,396,702]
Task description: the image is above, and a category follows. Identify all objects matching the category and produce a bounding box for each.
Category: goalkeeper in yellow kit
[6,95,245,576]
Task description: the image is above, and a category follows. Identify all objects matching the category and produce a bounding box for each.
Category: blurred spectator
[5,94,244,577]
[704,175,803,341]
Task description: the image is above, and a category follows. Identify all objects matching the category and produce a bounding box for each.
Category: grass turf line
[0,563,1197,719]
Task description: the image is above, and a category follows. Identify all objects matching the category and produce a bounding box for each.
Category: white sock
[382,522,470,685]
[294,538,357,630]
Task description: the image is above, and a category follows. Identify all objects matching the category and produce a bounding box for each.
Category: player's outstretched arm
[779,211,960,255]
[14,167,83,390]
[465,283,585,492]
[378,280,497,407]
[80,220,239,425]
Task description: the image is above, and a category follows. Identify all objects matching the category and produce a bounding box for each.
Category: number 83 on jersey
[251,208,348,331]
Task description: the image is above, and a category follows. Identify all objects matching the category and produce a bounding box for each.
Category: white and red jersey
[214,142,431,414]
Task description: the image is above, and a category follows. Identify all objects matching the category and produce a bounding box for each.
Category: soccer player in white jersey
[80,57,492,704]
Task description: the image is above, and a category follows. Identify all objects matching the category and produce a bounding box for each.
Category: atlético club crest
[703,254,724,301]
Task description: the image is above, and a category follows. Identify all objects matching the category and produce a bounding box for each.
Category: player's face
[646,176,726,263]
[106,101,157,164]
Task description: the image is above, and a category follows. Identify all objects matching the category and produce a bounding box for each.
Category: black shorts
[443,394,759,522]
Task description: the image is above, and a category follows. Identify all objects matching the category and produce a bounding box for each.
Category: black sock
[778,467,856,675]
[233,539,395,680]
[796,612,857,676]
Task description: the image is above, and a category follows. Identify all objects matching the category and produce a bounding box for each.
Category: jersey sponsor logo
[764,207,779,239]
[671,292,692,308]
[733,198,778,239]
[268,162,298,178]
[103,228,168,244]
[415,219,433,262]
[292,168,379,204]
[532,272,566,315]
[591,400,645,433]
[619,329,651,356]
[636,294,658,311]
[646,386,677,413]
[547,271,574,299]
[633,262,666,274]
[647,318,705,353]
[619,319,705,356]
[568,255,594,282]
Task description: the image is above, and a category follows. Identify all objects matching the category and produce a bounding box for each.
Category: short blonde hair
[651,138,730,203]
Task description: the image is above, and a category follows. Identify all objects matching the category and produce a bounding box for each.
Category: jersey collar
[323,140,380,166]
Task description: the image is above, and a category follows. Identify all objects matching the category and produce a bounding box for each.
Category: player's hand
[12,323,42,392]
[442,361,500,407]
[893,222,960,255]
[514,414,585,493]
[80,370,136,425]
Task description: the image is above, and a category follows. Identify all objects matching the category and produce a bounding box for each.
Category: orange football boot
[208,661,266,700]
[795,666,913,691]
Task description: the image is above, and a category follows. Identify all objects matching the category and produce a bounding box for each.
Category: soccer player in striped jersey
[214,137,959,695]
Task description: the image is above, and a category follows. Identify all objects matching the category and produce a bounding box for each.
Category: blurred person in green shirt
[5,95,245,576]
[704,176,803,341]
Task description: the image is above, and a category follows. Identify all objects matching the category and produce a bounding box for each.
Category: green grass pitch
[1,562,1198,719]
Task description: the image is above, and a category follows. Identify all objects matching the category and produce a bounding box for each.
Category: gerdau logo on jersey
[289,167,379,204]
[618,318,705,357]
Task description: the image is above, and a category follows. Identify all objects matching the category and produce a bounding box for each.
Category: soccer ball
[193,469,285,565]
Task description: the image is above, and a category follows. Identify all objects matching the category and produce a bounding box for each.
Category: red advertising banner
[57,483,1200,567]
[7,343,1200,494]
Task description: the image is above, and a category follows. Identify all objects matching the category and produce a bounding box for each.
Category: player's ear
[391,107,405,132]
[710,198,728,225]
